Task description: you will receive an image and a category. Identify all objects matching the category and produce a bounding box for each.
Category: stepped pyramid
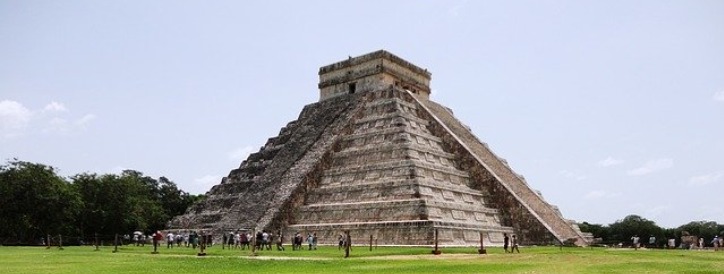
[171,50,589,246]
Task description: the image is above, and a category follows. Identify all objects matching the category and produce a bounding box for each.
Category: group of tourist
[689,236,722,251]
[291,232,318,251]
[132,230,327,252]
[222,231,251,250]
[222,230,288,251]
[123,231,209,249]
[628,235,723,250]
[502,233,520,253]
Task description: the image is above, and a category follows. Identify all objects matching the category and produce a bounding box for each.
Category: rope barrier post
[478,232,487,254]
[369,234,373,251]
[94,233,99,251]
[46,234,50,249]
[344,230,351,258]
[58,234,64,250]
[432,229,441,255]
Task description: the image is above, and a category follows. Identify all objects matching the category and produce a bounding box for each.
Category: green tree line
[579,215,724,247]
[0,160,204,245]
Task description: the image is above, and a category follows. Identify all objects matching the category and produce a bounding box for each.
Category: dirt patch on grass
[242,255,332,261]
[361,253,489,260]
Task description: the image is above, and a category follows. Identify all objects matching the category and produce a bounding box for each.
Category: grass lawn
[2,244,723,273]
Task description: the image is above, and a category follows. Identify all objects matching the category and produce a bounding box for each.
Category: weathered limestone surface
[286,88,513,245]
[411,93,588,245]
[171,50,588,246]
[170,94,359,234]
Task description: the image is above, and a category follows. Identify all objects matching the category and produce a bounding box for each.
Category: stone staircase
[286,88,514,245]
[412,91,588,245]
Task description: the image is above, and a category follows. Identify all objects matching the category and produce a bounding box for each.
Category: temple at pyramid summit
[170,50,591,246]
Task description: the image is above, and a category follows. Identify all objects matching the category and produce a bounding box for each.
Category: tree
[72,173,105,238]
[578,222,610,243]
[607,215,664,245]
[119,170,166,233]
[157,177,197,218]
[1,159,203,244]
[0,160,80,244]
[678,221,720,241]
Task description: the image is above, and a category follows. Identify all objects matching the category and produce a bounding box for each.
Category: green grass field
[2,244,723,273]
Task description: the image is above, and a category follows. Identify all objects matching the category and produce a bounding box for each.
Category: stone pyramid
[171,50,589,246]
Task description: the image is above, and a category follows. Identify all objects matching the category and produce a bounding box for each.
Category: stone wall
[318,50,431,101]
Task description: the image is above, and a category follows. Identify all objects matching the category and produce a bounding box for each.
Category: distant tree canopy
[0,159,204,245]
[580,214,724,247]
[2,159,721,246]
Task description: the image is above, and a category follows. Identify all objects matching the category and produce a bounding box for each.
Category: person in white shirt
[166,232,175,248]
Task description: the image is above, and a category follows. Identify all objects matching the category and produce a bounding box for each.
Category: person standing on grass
[262,230,270,250]
[176,234,183,247]
[631,235,640,250]
[240,232,248,250]
[711,236,719,251]
[338,234,345,250]
[166,231,174,248]
[503,233,510,253]
[511,235,520,253]
[295,232,303,251]
[234,232,241,249]
[256,231,263,250]
[153,231,163,250]
[276,231,285,251]
[307,233,314,250]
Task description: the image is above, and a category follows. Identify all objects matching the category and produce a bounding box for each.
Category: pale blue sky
[1,1,723,228]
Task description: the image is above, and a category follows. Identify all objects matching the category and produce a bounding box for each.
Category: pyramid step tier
[288,220,513,246]
[412,91,588,245]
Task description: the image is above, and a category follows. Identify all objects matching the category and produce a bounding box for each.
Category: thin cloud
[1,100,93,137]
[627,158,673,176]
[584,190,621,200]
[584,190,606,199]
[0,100,33,138]
[447,0,469,17]
[43,101,68,112]
[45,117,70,134]
[75,114,96,128]
[714,90,724,102]
[597,156,624,167]
[43,114,96,134]
[688,172,722,186]
[559,170,586,181]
